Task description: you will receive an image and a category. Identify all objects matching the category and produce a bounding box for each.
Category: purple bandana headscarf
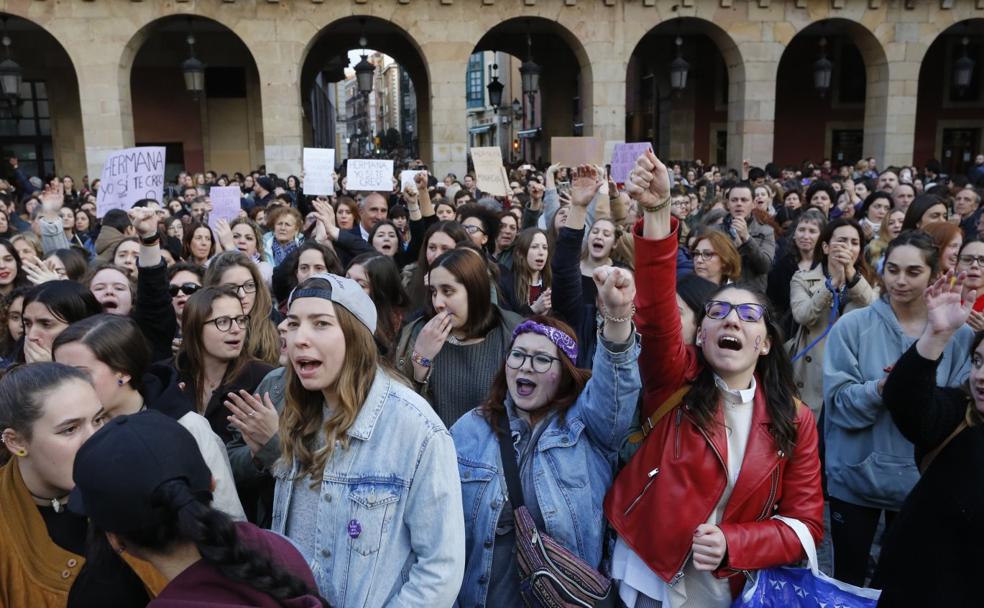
[512,320,578,362]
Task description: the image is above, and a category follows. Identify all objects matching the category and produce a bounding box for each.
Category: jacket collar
[0,460,81,592]
[504,397,584,452]
[345,367,392,441]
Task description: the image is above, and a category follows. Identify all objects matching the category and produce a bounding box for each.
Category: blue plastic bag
[732,517,881,608]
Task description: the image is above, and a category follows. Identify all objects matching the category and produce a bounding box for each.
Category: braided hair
[114,480,328,607]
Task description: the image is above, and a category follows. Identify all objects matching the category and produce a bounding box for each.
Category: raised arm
[624,150,692,416]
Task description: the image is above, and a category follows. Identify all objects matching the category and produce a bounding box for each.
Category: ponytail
[119,480,327,607]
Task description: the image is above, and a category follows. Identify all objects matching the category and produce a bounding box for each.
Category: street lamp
[669,36,689,92]
[0,18,21,102]
[954,36,975,94]
[813,37,833,98]
[486,62,504,112]
[181,20,205,98]
[511,98,522,118]
[354,24,374,96]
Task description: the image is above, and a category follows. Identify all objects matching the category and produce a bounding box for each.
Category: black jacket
[875,343,984,607]
[134,260,178,363]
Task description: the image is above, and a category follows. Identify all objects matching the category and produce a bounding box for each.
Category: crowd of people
[0,147,982,608]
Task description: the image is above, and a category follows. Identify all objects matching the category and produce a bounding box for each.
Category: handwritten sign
[303,148,336,196]
[471,147,508,197]
[400,170,425,192]
[550,137,603,168]
[346,159,394,192]
[96,147,165,218]
[610,143,653,184]
[207,186,242,230]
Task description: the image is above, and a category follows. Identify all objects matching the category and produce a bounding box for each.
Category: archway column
[728,47,779,170]
[423,45,470,179]
[253,46,306,177]
[865,46,919,168]
[586,53,625,150]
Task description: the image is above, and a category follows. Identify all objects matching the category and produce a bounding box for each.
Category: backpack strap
[627,384,692,444]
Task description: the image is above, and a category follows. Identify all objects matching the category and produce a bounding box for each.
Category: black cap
[69,410,212,533]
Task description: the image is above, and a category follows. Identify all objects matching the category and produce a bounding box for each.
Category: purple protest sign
[610,142,653,185]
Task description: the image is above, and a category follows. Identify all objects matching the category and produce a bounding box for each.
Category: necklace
[447,334,463,346]
[28,490,68,513]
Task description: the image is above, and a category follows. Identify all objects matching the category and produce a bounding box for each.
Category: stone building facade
[2,0,983,181]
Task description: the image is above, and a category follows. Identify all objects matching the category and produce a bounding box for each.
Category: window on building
[831,129,864,166]
[0,81,54,179]
[467,53,485,109]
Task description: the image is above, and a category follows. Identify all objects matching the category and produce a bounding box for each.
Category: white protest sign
[400,170,425,192]
[303,148,336,196]
[207,186,242,230]
[346,159,394,192]
[471,147,508,196]
[96,147,166,218]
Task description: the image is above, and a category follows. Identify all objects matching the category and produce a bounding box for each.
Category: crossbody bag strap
[919,419,969,474]
[496,414,525,510]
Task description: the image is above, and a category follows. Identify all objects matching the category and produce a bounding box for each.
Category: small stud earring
[117,378,124,386]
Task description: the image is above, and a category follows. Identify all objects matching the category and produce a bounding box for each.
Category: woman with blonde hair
[204,251,281,366]
[271,274,464,606]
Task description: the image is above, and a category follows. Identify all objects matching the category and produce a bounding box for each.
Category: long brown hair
[511,228,552,308]
[426,248,498,339]
[280,282,379,480]
[480,316,590,433]
[204,251,280,365]
[177,286,251,414]
[182,222,216,263]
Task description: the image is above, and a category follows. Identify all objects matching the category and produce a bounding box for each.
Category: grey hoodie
[822,297,972,510]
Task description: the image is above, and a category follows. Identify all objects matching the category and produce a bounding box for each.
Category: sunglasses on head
[168,283,201,297]
[704,300,767,323]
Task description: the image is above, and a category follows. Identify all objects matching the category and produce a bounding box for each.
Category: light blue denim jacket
[449,333,641,608]
[271,368,465,607]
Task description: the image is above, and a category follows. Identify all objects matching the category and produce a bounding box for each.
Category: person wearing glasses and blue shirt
[451,171,642,606]
[604,150,824,608]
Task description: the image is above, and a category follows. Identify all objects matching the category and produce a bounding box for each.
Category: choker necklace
[447,334,463,346]
[28,491,68,513]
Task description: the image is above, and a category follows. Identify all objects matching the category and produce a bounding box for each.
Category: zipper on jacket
[691,415,727,473]
[623,468,660,516]
[755,468,781,521]
[673,408,683,459]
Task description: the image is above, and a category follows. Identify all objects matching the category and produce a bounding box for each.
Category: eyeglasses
[203,314,250,332]
[506,349,561,373]
[704,300,767,323]
[691,250,719,262]
[168,283,201,297]
[226,280,257,295]
[463,224,486,235]
[958,255,984,267]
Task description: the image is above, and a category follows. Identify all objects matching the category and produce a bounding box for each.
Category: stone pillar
[73,46,133,181]
[423,46,470,180]
[253,52,304,176]
[728,53,779,170]
[864,36,920,168]
[584,52,626,151]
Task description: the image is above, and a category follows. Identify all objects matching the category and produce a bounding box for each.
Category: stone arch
[300,15,430,166]
[914,18,984,174]
[0,13,85,180]
[626,17,745,165]
[774,18,890,168]
[470,16,593,164]
[119,15,264,176]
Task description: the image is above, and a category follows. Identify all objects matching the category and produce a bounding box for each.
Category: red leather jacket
[603,219,824,598]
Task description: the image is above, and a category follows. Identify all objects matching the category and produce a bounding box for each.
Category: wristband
[139,232,160,246]
[641,197,670,213]
[411,351,432,368]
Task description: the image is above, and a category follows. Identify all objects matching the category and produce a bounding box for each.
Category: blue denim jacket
[271,368,465,607]
[449,334,641,608]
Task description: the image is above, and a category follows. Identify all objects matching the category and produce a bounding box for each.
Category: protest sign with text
[96,147,166,218]
[610,143,653,184]
[303,148,336,196]
[471,147,508,196]
[346,159,394,192]
[207,186,242,230]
